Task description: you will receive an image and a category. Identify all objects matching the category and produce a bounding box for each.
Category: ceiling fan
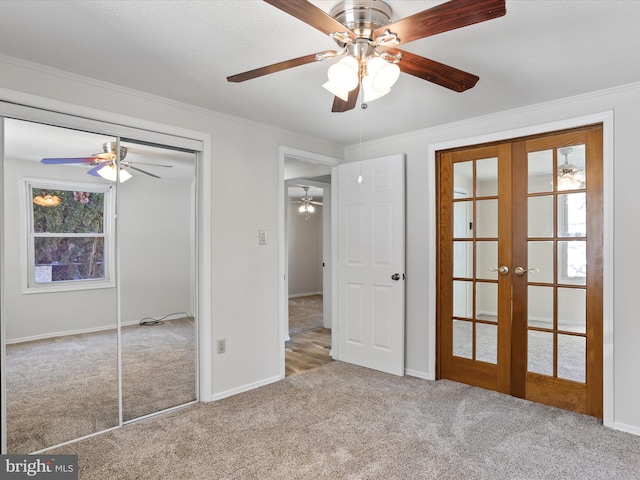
[292,186,323,219]
[227,0,506,112]
[41,142,172,182]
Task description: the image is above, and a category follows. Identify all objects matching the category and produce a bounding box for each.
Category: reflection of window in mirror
[25,179,114,293]
[558,192,586,284]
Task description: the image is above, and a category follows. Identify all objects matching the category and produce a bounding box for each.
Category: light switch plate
[259,230,268,245]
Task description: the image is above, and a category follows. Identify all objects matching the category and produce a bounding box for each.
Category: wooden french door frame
[436,125,603,418]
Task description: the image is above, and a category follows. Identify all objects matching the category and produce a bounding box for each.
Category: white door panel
[337,154,405,375]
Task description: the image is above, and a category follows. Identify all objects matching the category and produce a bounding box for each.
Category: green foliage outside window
[32,188,106,282]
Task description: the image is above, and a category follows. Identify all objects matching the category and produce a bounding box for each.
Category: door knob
[488,266,509,275]
[514,266,540,276]
[391,273,401,281]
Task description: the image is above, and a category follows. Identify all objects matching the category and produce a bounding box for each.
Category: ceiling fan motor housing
[330,0,393,41]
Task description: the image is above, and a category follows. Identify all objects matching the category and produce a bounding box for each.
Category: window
[25,178,114,292]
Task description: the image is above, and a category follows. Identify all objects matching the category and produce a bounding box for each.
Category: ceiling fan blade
[227,53,319,83]
[86,164,105,176]
[263,0,356,41]
[126,165,161,179]
[331,84,360,113]
[125,161,173,168]
[373,0,506,47]
[41,157,96,164]
[392,49,479,92]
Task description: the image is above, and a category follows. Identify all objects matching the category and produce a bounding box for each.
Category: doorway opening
[281,152,338,377]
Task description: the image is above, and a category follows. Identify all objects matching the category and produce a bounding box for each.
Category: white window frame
[22,177,115,293]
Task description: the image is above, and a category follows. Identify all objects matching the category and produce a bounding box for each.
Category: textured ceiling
[0,1,639,145]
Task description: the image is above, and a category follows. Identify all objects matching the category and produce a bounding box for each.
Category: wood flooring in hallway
[285,328,333,377]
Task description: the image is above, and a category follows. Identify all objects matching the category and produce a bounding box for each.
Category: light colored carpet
[48,361,640,479]
[6,318,196,454]
[288,294,323,334]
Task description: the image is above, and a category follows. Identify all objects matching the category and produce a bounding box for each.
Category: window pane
[33,189,105,234]
[453,241,473,278]
[556,145,586,191]
[453,201,473,238]
[453,281,473,318]
[34,237,105,282]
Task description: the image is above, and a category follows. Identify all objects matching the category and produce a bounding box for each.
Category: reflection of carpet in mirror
[6,317,195,454]
[288,294,323,334]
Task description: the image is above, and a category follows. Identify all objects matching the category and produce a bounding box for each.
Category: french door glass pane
[453,320,473,359]
[476,199,498,237]
[557,334,586,383]
[453,201,473,238]
[558,288,586,333]
[558,193,586,237]
[558,335,587,383]
[453,281,473,318]
[476,282,497,322]
[476,241,497,280]
[528,195,554,237]
[528,241,554,284]
[454,161,473,198]
[476,157,498,196]
[528,330,554,376]
[556,145,586,191]
[528,285,553,329]
[476,323,497,364]
[558,240,586,285]
[453,241,473,278]
[528,149,554,194]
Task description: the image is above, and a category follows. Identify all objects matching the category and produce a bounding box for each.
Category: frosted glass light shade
[368,57,400,92]
[97,163,132,183]
[362,75,390,102]
[327,56,359,91]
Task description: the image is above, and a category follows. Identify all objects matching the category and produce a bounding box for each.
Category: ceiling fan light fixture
[367,57,400,92]
[97,163,132,183]
[327,56,359,91]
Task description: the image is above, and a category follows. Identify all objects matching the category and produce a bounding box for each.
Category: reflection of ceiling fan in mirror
[40,142,172,183]
[228,0,506,112]
[292,186,323,220]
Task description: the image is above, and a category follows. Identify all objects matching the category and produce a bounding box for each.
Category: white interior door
[336,154,405,376]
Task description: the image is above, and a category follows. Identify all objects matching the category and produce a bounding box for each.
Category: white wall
[287,202,323,297]
[0,56,344,398]
[345,82,640,434]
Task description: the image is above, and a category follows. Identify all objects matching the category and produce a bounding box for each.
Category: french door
[437,125,603,418]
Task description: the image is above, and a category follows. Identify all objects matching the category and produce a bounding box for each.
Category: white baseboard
[207,374,282,402]
[405,369,433,380]
[288,292,323,298]
[613,421,640,437]
[5,314,193,344]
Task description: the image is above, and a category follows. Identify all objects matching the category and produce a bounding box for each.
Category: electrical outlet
[217,338,226,354]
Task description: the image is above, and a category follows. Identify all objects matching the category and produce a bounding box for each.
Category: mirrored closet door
[118,139,197,421]
[2,118,197,454]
